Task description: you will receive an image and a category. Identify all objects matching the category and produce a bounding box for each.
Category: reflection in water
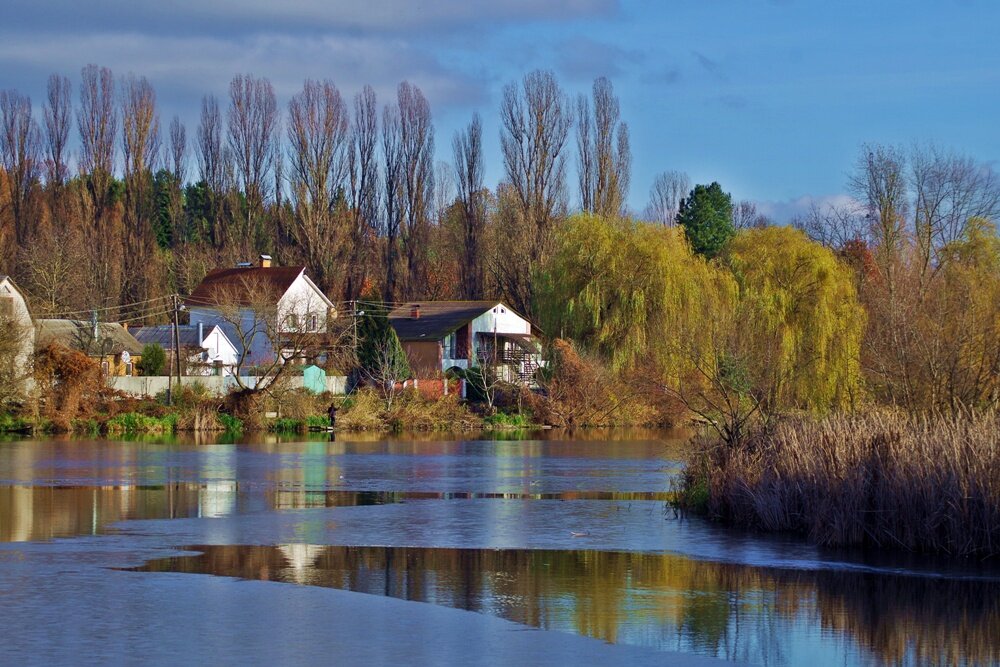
[0,485,671,542]
[134,545,1000,667]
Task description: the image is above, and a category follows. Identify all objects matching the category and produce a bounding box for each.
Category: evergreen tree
[676,182,734,258]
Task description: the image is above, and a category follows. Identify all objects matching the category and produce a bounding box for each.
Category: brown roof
[184,266,306,308]
[388,301,504,341]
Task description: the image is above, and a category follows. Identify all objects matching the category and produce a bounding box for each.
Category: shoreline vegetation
[676,411,1000,558]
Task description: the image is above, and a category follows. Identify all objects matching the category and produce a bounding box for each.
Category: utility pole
[352,300,358,355]
[172,294,183,393]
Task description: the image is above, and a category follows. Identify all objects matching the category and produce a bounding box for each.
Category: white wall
[440,303,532,374]
[0,278,34,386]
[277,273,333,333]
[107,375,347,397]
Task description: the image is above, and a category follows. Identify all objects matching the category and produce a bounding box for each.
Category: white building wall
[0,278,34,384]
[441,302,531,372]
[202,326,239,370]
[277,273,332,333]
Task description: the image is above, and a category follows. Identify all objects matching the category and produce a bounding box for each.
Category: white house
[0,275,35,396]
[133,323,239,376]
[184,255,336,368]
[387,301,542,385]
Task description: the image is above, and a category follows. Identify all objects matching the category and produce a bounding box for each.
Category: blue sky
[0,0,996,219]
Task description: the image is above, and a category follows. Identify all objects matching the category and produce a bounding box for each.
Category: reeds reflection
[135,545,1000,666]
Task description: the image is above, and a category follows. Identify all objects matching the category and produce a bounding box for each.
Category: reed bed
[681,410,1000,557]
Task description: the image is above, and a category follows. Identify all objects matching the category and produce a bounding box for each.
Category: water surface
[0,431,997,666]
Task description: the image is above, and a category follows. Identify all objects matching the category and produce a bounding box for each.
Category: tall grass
[679,410,1000,557]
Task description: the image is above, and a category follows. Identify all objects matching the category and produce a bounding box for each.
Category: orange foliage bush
[33,344,104,430]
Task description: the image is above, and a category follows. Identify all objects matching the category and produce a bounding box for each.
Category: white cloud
[755,193,861,224]
[0,31,487,109]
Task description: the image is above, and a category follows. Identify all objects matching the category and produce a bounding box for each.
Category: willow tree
[536,214,730,377]
[724,226,865,412]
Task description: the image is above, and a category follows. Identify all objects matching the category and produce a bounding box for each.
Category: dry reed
[682,410,1000,557]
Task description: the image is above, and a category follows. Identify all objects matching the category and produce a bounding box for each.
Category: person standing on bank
[327,402,338,429]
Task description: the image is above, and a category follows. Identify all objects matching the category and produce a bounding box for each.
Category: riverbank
[0,388,542,437]
[677,410,1000,558]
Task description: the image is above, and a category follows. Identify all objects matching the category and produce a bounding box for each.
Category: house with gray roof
[133,323,238,376]
[387,301,542,385]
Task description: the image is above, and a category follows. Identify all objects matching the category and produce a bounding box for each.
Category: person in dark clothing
[327,402,338,429]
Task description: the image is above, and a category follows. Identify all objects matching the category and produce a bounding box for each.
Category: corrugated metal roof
[133,325,203,349]
[388,301,502,341]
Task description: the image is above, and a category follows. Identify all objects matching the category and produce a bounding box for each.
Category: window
[0,298,12,318]
[287,313,299,330]
[101,361,110,376]
[309,314,318,330]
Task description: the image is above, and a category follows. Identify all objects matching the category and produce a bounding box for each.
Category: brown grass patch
[681,410,1000,557]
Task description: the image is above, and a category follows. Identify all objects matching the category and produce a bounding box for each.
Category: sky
[0,0,997,221]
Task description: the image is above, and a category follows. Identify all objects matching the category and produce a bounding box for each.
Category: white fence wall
[107,375,347,397]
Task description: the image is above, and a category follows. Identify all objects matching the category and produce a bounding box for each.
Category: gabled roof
[388,301,503,341]
[184,266,307,308]
[133,324,212,350]
[35,319,144,356]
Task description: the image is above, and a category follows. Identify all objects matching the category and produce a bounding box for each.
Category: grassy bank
[677,410,1000,557]
[268,389,523,433]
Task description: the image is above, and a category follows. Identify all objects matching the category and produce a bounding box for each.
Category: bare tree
[497,70,572,316]
[397,81,434,298]
[359,329,411,411]
[732,200,770,230]
[849,144,908,282]
[77,64,118,215]
[286,79,350,293]
[347,85,380,301]
[0,90,42,246]
[910,144,1000,281]
[43,74,72,186]
[20,221,86,314]
[197,95,223,191]
[434,159,454,224]
[196,95,226,247]
[453,112,485,299]
[167,115,186,182]
[500,69,572,237]
[577,77,630,217]
[645,170,689,226]
[381,102,404,301]
[120,73,161,309]
[796,201,868,249]
[227,74,278,249]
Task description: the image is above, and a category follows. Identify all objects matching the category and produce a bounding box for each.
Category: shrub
[138,344,166,376]
[33,344,104,431]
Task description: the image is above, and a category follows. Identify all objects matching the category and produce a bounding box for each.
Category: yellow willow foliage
[724,226,865,411]
[536,214,734,377]
[929,217,1000,408]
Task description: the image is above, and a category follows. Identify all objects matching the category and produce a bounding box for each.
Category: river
[0,431,997,666]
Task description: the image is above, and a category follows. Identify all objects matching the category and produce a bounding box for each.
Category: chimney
[259,254,272,268]
[410,304,421,319]
[122,323,128,333]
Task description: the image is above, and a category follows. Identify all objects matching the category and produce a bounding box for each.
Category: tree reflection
[135,545,1000,666]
